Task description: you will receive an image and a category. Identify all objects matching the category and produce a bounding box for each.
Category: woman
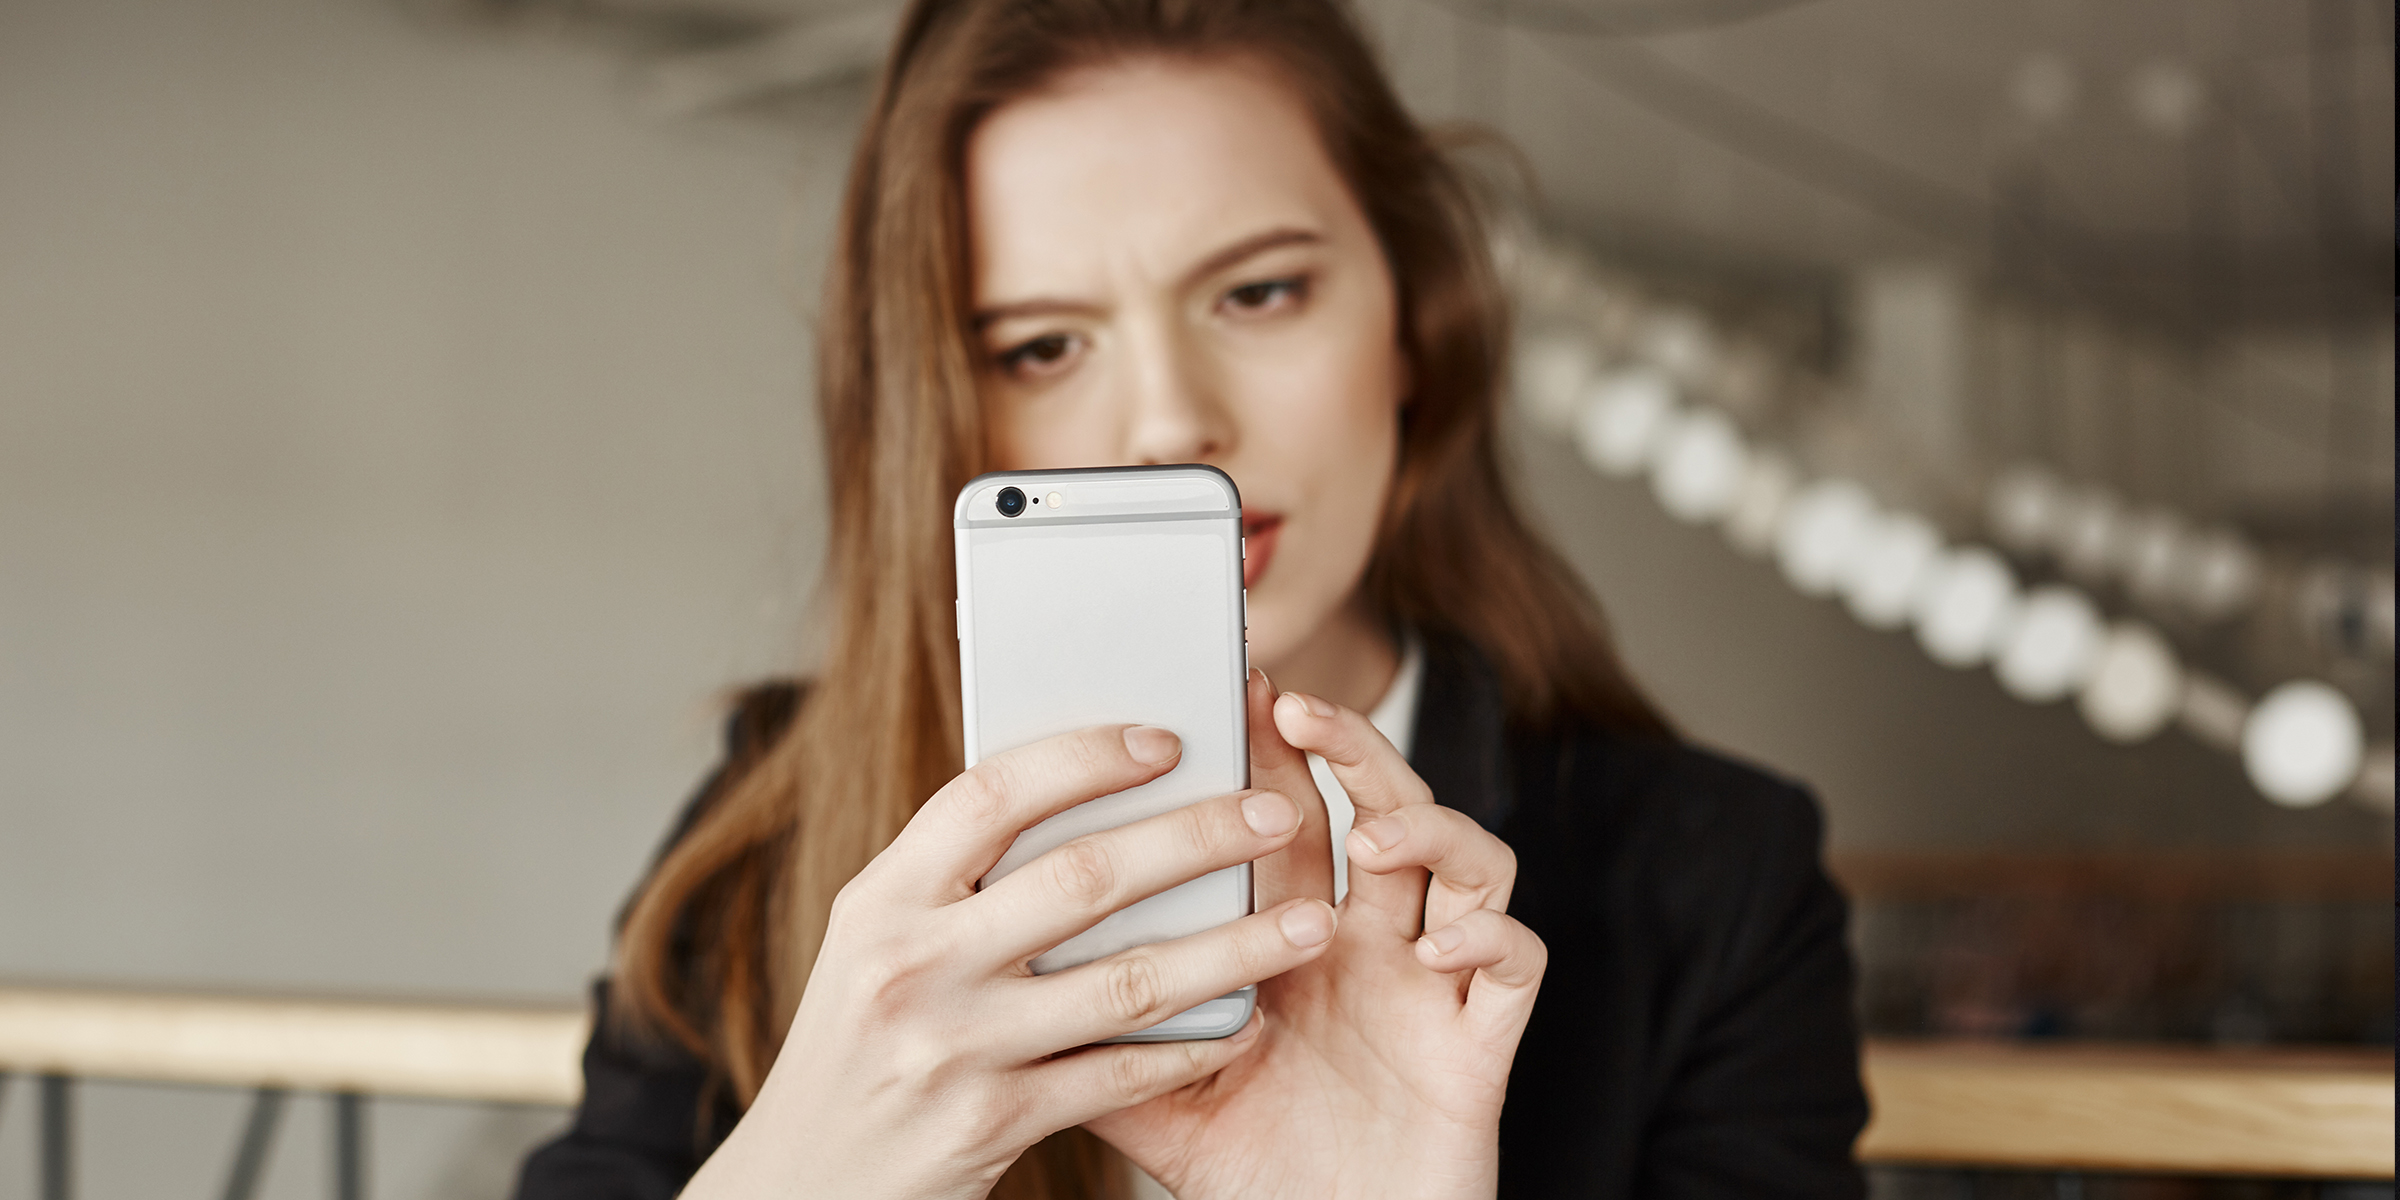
[518,1,1866,1196]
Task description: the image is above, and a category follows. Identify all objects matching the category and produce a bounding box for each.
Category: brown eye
[1224,277,1306,314]
[998,333,1076,376]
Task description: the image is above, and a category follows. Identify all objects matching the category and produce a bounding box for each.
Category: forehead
[965,56,1358,299]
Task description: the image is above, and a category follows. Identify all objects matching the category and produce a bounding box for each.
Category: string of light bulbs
[1497,229,2395,815]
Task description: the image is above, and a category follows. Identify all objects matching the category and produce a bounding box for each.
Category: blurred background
[0,0,2389,1196]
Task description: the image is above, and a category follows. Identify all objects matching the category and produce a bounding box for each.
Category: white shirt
[1306,632,1424,904]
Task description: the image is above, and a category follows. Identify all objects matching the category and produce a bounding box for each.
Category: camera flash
[1046,492,1064,508]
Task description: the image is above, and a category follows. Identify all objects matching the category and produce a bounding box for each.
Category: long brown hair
[616,0,1668,1195]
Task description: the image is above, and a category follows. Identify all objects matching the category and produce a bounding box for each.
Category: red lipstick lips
[1242,514,1282,590]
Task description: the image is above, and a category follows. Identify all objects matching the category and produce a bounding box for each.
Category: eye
[995,333,1080,378]
[1221,276,1307,316]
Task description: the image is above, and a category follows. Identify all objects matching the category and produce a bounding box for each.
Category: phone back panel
[955,466,1249,979]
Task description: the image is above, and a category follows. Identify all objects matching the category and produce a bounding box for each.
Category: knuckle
[958,1078,1014,1140]
[1228,918,1279,979]
[1491,837,1519,880]
[886,1029,952,1084]
[1102,951,1170,1026]
[1180,798,1237,859]
[844,924,953,1009]
[1435,809,1512,875]
[1505,920,1548,976]
[852,948,926,1010]
[824,873,908,945]
[1520,923,1549,962]
[1520,942,1550,982]
[825,875,873,928]
[1046,837,1119,911]
[1106,1046,1161,1101]
[944,766,1013,830]
[1075,728,1125,774]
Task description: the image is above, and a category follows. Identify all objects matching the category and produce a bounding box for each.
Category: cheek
[984,376,1118,471]
[1229,301,1403,647]
[1226,295,1403,458]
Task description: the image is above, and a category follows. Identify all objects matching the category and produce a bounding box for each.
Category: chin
[1242,592,1328,676]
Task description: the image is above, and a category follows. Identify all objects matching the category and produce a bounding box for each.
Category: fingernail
[1350,815,1401,854]
[1123,725,1181,765]
[1295,693,1334,718]
[1278,901,1335,948]
[1241,791,1297,837]
[1423,924,1466,955]
[1249,667,1269,691]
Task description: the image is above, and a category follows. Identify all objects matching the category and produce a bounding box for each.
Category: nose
[1120,322,1232,465]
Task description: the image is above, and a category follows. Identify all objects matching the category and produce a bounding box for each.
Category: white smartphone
[953,464,1255,1042]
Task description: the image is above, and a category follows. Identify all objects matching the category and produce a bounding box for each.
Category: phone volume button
[954,599,962,641]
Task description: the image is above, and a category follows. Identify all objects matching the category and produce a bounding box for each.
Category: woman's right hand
[681,723,1337,1200]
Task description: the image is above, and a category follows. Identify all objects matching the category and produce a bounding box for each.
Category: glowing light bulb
[1512,331,1598,432]
[2242,681,2364,808]
[1640,309,1715,381]
[1651,408,1749,523]
[2126,60,2205,138]
[1573,369,1677,478]
[2054,487,2123,583]
[1913,547,2020,669]
[1843,511,1942,630]
[1986,464,2063,555]
[2184,529,2261,621]
[2118,509,2189,606]
[1996,585,2104,702]
[1724,452,1797,558]
[2010,53,2078,124]
[2077,622,2181,742]
[1775,478,1878,597]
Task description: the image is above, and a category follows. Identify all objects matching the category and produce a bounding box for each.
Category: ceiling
[1431,0,2394,331]
[437,0,2395,332]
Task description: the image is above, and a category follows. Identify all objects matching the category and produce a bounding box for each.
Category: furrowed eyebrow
[972,297,1102,329]
[1180,226,1324,288]
[971,226,1325,329]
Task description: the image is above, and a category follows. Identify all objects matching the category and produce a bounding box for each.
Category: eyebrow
[972,226,1326,328]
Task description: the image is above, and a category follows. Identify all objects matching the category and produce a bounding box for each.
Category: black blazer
[517,637,1869,1197]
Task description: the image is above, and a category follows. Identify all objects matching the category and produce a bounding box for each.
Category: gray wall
[0,1,2381,1197]
[0,0,839,1193]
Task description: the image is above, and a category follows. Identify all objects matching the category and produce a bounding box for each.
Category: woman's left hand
[1086,669,1547,1200]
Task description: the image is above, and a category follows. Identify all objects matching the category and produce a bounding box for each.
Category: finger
[1346,803,1517,933]
[1273,692,1432,934]
[1011,898,1335,1052]
[1022,1011,1265,1131]
[967,788,1305,964]
[1246,670,1335,909]
[1271,691,1433,819]
[1416,909,1547,1046]
[880,724,1185,903]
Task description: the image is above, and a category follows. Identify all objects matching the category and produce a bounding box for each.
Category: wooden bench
[1,983,2392,1180]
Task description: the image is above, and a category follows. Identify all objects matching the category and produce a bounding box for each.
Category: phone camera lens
[996,486,1027,518]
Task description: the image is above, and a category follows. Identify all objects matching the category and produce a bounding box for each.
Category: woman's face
[966,55,1405,673]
